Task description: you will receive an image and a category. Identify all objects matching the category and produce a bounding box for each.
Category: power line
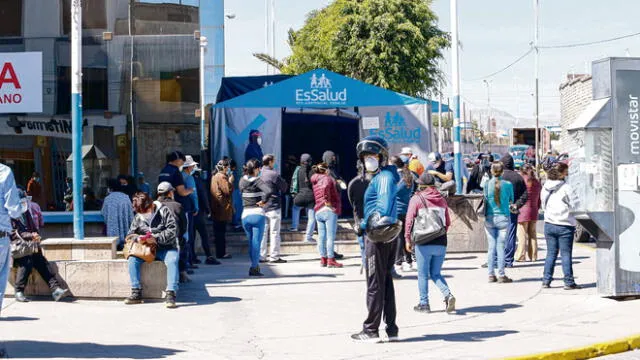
[464,47,534,82]
[540,31,640,49]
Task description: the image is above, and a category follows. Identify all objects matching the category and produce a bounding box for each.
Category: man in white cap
[0,164,22,357]
[400,147,424,176]
[181,155,200,269]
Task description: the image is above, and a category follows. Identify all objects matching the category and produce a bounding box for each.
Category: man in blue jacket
[351,136,400,343]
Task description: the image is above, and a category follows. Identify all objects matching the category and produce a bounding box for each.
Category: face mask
[400,155,409,163]
[20,199,29,214]
[364,157,379,172]
[257,137,263,146]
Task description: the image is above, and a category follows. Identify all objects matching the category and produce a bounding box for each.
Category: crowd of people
[0,128,582,344]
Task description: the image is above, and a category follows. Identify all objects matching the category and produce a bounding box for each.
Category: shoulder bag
[123,233,157,263]
[411,195,447,245]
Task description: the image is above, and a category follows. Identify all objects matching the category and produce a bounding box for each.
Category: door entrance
[282,112,360,217]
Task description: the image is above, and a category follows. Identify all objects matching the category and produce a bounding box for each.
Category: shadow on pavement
[178,295,242,308]
[0,316,39,322]
[3,341,183,358]
[445,255,478,261]
[455,303,522,315]
[442,267,480,271]
[206,278,364,288]
[402,330,519,343]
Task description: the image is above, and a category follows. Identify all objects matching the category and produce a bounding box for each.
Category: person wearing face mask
[426,152,456,196]
[11,189,69,303]
[321,150,346,260]
[391,156,416,275]
[26,172,43,207]
[211,158,235,259]
[351,136,401,343]
[181,155,200,267]
[245,130,264,164]
[259,154,289,263]
[400,147,424,177]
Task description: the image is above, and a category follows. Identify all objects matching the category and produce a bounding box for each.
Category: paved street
[1,237,639,360]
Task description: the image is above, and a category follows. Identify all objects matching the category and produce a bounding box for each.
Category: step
[40,237,118,261]
[6,259,167,299]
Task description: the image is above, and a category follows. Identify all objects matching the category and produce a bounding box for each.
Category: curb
[502,334,640,360]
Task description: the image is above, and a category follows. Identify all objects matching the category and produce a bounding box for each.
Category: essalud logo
[295,73,347,104]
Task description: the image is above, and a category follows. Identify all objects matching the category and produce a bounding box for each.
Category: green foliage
[254,0,449,97]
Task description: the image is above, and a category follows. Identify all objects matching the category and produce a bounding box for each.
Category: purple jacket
[518,175,541,223]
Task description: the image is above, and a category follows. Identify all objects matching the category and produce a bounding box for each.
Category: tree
[253,0,449,97]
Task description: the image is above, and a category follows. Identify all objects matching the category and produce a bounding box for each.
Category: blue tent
[211,69,437,181]
[215,69,449,112]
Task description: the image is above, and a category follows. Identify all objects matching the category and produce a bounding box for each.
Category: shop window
[62,0,107,34]
[56,67,108,114]
[160,68,198,103]
[0,0,22,37]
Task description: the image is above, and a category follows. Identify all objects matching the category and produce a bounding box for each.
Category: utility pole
[71,0,84,239]
[484,79,492,153]
[438,91,443,153]
[264,0,269,74]
[271,0,276,73]
[451,0,462,194]
[534,0,540,169]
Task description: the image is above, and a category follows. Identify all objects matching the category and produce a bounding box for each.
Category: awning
[568,97,611,130]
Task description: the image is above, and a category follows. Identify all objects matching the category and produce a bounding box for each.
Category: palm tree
[252,28,296,72]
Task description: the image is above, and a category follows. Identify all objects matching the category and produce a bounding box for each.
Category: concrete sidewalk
[1,238,639,360]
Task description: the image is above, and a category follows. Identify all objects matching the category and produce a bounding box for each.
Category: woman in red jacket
[515,165,542,262]
[311,163,343,268]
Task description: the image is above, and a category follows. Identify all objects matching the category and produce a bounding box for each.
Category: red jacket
[404,187,450,245]
[311,173,342,216]
[518,175,542,223]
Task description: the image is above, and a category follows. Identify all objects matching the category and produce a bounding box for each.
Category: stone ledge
[5,259,166,299]
[40,237,118,261]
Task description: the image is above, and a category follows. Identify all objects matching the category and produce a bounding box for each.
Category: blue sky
[220,0,640,123]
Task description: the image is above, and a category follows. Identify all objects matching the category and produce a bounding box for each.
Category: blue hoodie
[361,165,400,230]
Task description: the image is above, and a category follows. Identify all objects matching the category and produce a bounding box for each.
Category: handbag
[411,195,447,245]
[10,231,40,259]
[366,212,402,244]
[123,233,157,263]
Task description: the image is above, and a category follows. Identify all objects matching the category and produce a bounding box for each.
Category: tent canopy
[215,69,448,112]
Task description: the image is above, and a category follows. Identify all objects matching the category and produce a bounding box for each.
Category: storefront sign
[0,52,43,113]
[0,115,127,139]
[295,72,348,106]
[367,112,421,144]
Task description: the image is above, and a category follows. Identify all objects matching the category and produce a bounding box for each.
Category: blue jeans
[504,212,519,266]
[415,245,451,305]
[243,214,266,268]
[316,210,338,258]
[292,206,316,241]
[543,223,576,286]
[486,215,510,277]
[0,237,10,314]
[128,248,179,292]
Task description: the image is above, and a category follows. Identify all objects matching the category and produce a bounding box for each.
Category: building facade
[559,74,592,152]
[0,0,203,210]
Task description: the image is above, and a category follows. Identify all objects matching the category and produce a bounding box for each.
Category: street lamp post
[200,36,208,169]
[534,0,541,169]
[71,0,84,239]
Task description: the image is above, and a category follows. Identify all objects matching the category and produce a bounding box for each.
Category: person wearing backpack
[484,162,515,283]
[404,173,455,314]
[541,162,581,290]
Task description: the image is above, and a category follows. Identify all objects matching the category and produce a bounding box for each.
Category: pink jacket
[311,173,342,216]
[29,202,44,230]
[404,187,450,245]
[518,175,541,223]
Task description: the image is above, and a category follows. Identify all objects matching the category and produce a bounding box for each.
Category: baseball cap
[157,182,175,194]
[400,147,412,155]
[427,152,442,163]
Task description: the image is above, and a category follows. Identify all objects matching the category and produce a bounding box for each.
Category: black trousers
[363,237,398,335]
[394,214,412,265]
[213,220,228,258]
[194,212,213,258]
[14,252,59,292]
